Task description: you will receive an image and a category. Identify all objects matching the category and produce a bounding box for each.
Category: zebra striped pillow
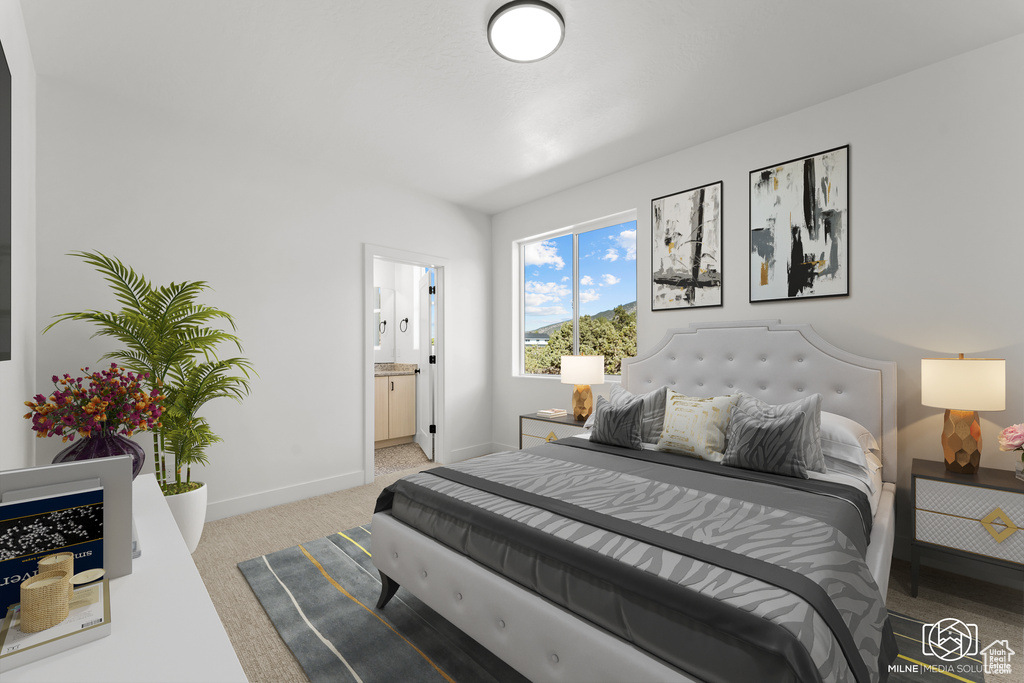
[590,395,644,450]
[722,410,811,478]
[727,391,826,473]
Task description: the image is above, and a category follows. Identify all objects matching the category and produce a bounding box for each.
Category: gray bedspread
[376,439,897,683]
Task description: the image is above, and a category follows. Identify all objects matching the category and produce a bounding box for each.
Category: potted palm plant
[44,251,254,552]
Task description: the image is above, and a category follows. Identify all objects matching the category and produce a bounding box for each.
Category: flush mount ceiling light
[488,1,565,63]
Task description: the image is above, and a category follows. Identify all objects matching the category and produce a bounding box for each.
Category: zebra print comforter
[376,439,897,683]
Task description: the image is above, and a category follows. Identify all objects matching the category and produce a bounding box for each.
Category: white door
[415,269,434,459]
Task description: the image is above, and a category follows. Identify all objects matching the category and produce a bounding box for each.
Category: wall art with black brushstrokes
[651,181,723,310]
[749,145,849,302]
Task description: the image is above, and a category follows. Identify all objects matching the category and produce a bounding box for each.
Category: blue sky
[524,220,637,331]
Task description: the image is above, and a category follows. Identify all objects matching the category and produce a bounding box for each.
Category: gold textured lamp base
[942,408,982,474]
[571,384,594,421]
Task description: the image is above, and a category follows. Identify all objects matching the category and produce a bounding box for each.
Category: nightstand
[519,413,589,449]
[911,458,1024,596]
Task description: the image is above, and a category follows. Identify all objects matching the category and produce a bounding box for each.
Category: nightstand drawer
[916,478,1024,520]
[521,417,587,443]
[915,509,1024,564]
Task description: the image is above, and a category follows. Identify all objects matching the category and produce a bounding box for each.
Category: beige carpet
[192,462,438,683]
[194,471,1023,683]
[374,442,430,476]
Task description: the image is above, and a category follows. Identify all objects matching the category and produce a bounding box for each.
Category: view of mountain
[528,300,637,336]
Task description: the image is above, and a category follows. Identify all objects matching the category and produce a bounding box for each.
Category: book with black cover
[0,487,104,613]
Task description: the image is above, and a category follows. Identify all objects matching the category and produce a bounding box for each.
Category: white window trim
[514,208,637,378]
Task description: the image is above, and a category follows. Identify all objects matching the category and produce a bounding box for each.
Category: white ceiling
[21,0,1024,215]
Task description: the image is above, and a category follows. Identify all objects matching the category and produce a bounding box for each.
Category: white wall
[35,81,493,519]
[0,0,36,472]
[492,34,1024,564]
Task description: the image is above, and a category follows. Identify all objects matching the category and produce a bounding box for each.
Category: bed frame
[372,320,897,682]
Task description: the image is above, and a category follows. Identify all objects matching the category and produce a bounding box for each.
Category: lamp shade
[560,355,604,385]
[488,1,565,63]
[921,357,1005,411]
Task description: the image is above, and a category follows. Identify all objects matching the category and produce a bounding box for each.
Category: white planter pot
[165,482,207,553]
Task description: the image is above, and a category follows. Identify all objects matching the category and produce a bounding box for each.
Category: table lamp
[921,354,1005,474]
[561,355,604,421]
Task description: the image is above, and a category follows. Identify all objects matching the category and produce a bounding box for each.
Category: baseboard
[205,470,366,521]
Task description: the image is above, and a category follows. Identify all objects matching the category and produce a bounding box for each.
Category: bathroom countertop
[374,363,418,377]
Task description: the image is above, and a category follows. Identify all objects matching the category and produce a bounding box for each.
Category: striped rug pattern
[239,527,982,682]
[237,526,527,683]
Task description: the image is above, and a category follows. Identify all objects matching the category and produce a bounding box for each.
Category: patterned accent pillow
[590,395,644,450]
[655,390,737,462]
[728,391,826,473]
[585,384,668,443]
[723,410,811,478]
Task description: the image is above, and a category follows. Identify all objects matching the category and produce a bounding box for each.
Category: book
[0,578,111,672]
[537,409,567,417]
[0,487,105,614]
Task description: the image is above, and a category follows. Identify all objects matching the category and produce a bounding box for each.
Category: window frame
[515,209,637,378]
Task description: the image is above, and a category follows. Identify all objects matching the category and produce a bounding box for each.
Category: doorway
[364,245,446,484]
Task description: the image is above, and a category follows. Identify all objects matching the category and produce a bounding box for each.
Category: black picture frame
[749,145,849,303]
[1,37,10,361]
[651,180,723,311]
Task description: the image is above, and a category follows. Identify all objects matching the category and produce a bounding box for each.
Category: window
[519,212,637,376]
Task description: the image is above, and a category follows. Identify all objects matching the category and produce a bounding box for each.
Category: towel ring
[379,320,387,334]
[399,318,409,333]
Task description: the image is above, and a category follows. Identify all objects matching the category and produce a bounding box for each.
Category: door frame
[364,244,447,484]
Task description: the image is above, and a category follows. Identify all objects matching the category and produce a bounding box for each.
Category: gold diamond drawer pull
[980,507,1018,544]
[545,431,558,443]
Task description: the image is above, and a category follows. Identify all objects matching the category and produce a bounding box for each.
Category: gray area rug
[240,527,987,682]
[238,525,528,683]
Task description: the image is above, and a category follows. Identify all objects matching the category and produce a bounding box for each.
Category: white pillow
[820,411,880,474]
[656,390,737,462]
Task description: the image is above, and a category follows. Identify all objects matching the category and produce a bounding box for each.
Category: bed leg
[377,571,401,609]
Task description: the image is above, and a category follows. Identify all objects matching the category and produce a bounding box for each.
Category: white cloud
[525,281,570,308]
[526,305,570,316]
[617,229,637,260]
[602,248,619,262]
[601,274,620,285]
[580,275,594,286]
[561,276,570,282]
[524,240,565,270]
[579,289,600,304]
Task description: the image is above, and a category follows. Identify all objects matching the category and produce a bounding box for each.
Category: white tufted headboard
[622,320,897,483]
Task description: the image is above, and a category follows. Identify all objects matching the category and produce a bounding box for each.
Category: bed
[371,320,898,682]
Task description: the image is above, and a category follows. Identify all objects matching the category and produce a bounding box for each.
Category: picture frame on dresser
[911,458,1024,597]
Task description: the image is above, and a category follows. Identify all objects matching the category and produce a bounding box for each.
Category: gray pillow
[590,395,644,450]
[585,384,667,443]
[723,410,810,478]
[729,391,826,473]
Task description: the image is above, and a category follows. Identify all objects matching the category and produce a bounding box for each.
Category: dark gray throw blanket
[376,440,897,683]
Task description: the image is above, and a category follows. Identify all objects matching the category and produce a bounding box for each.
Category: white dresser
[5,474,247,682]
[911,458,1024,596]
[519,413,589,449]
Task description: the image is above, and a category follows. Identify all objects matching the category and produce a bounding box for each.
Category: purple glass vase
[52,429,146,479]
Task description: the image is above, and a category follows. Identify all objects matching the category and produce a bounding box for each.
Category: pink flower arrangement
[24,363,165,442]
[997,423,1024,455]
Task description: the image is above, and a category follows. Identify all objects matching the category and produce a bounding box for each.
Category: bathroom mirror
[375,287,395,362]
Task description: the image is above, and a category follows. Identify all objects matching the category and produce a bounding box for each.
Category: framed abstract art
[749,145,849,302]
[651,181,723,310]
